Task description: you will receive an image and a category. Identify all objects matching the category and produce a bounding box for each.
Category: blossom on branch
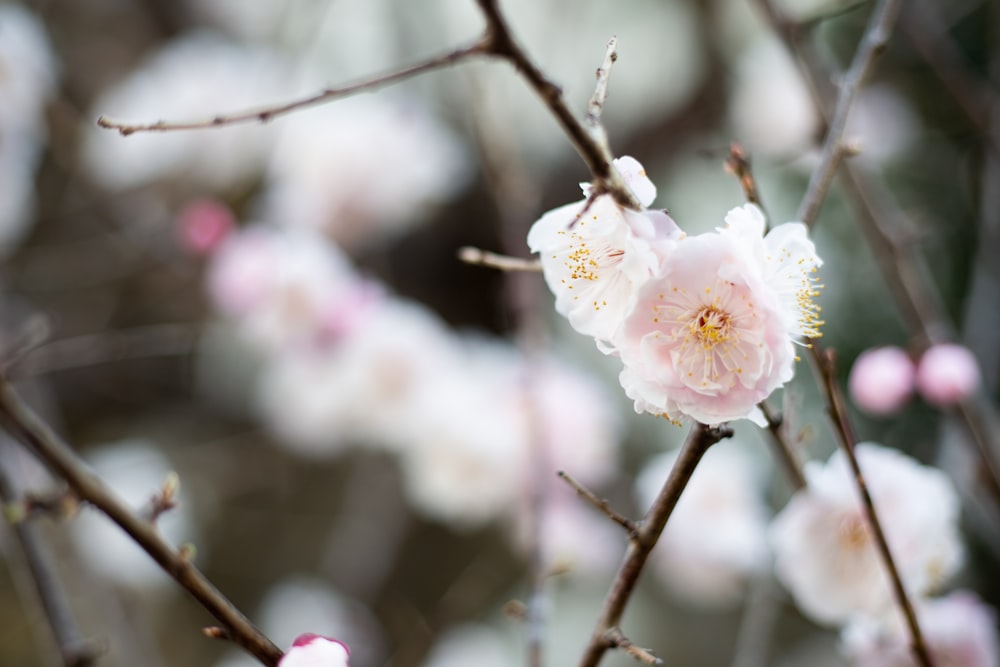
[769,443,963,626]
[527,156,682,343]
[614,203,822,425]
[278,634,350,667]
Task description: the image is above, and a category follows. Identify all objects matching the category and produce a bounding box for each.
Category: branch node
[557,470,637,537]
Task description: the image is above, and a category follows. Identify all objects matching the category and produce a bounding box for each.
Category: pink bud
[916,344,981,407]
[177,198,235,256]
[848,346,915,416]
[279,634,350,667]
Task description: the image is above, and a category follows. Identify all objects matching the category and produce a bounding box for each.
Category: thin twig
[475,0,640,210]
[457,246,542,272]
[0,375,283,666]
[810,343,934,667]
[0,457,100,666]
[557,471,637,536]
[724,143,769,221]
[576,423,733,667]
[758,402,807,491]
[606,628,662,666]
[795,0,903,227]
[585,37,618,131]
[96,40,489,135]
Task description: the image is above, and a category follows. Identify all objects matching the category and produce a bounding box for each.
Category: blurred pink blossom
[916,344,981,407]
[770,443,963,626]
[842,590,999,667]
[278,634,350,667]
[849,347,915,416]
[177,198,235,255]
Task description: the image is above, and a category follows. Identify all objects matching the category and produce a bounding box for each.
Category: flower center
[562,231,624,282]
[690,306,733,349]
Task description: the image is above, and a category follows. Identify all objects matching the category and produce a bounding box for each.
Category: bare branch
[0,375,283,666]
[96,40,489,135]
[795,0,903,227]
[557,470,637,536]
[0,458,100,666]
[458,246,541,272]
[810,343,934,667]
[576,423,733,667]
[606,628,662,666]
[724,143,769,222]
[758,402,807,491]
[475,0,640,210]
[586,37,618,130]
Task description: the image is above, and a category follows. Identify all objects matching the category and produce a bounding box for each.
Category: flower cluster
[527,156,822,425]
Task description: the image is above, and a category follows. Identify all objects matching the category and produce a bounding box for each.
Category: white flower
[527,156,682,342]
[278,635,350,667]
[614,203,821,425]
[841,591,999,667]
[770,443,963,626]
[421,624,515,667]
[636,443,770,607]
[262,95,469,249]
[256,298,460,456]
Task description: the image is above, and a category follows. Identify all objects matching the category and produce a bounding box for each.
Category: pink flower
[916,344,981,407]
[769,443,963,626]
[842,591,999,667]
[614,204,821,425]
[849,347,915,416]
[176,198,234,255]
[279,634,350,667]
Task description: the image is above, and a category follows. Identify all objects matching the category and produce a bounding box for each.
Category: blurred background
[0,0,998,665]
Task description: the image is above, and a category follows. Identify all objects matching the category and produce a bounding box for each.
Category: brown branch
[96,40,489,135]
[0,375,283,666]
[605,628,662,666]
[758,402,807,491]
[585,37,618,135]
[0,458,100,666]
[475,0,640,210]
[724,143,769,221]
[810,343,934,667]
[557,470,637,537]
[576,423,733,667]
[795,0,903,227]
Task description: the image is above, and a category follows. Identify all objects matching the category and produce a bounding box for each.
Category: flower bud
[848,346,915,416]
[917,343,981,407]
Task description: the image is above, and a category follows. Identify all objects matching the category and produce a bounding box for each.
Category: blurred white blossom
[841,590,1000,667]
[770,443,963,626]
[636,443,770,607]
[0,3,56,252]
[421,624,515,667]
[261,95,469,249]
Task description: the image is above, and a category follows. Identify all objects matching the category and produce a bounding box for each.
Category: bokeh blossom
[849,346,916,416]
[841,590,1000,667]
[770,443,963,625]
[636,443,770,607]
[916,343,981,407]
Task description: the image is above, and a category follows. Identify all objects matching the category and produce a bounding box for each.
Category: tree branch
[795,0,903,227]
[575,423,733,667]
[96,40,489,135]
[0,375,283,666]
[810,343,934,667]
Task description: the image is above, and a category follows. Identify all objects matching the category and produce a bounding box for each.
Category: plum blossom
[916,344,981,407]
[206,225,364,353]
[278,634,350,667]
[841,591,1000,667]
[527,156,683,342]
[177,198,235,255]
[615,203,822,425]
[770,443,963,626]
[849,347,916,416]
[636,443,770,607]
